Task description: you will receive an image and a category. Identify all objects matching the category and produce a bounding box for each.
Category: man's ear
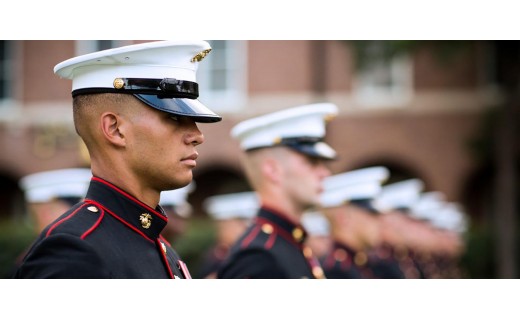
[100,112,126,147]
[261,157,282,184]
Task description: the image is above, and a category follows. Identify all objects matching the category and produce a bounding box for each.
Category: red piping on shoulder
[46,203,90,238]
[80,200,105,240]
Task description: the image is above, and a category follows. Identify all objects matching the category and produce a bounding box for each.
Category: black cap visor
[134,94,222,123]
[282,138,337,161]
[349,199,380,214]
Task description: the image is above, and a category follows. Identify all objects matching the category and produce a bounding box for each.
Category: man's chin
[163,176,193,191]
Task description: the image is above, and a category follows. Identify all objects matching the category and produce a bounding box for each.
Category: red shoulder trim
[264,232,277,250]
[240,225,261,249]
[46,203,90,238]
[80,200,105,240]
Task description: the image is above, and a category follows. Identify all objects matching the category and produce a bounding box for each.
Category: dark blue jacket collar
[84,177,168,241]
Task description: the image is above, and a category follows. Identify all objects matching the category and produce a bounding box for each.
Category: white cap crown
[20,168,92,203]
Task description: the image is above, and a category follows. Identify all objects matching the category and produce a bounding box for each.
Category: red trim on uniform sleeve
[256,216,302,249]
[46,203,90,238]
[157,239,175,279]
[92,177,167,222]
[324,251,335,269]
[241,225,261,249]
[80,202,105,240]
[264,232,277,250]
[89,200,155,244]
[159,235,171,247]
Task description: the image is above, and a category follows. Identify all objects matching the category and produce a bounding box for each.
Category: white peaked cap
[19,168,92,203]
[160,182,196,206]
[320,166,390,208]
[409,191,447,220]
[375,179,425,212]
[203,191,259,220]
[301,211,330,236]
[230,103,338,160]
[55,40,209,91]
[430,203,468,233]
[54,40,221,123]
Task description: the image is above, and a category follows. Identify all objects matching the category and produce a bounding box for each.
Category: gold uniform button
[312,266,325,279]
[87,206,99,213]
[354,252,368,266]
[303,246,313,258]
[160,242,167,254]
[292,228,303,241]
[261,224,273,234]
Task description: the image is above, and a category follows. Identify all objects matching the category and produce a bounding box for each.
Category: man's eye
[170,116,179,121]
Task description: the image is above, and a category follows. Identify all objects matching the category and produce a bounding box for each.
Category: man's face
[280,150,331,210]
[126,100,204,192]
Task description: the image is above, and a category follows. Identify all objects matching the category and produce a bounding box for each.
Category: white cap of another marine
[301,211,330,236]
[19,168,92,203]
[320,166,390,210]
[203,191,259,220]
[159,182,196,218]
[410,191,447,221]
[231,103,338,160]
[375,178,425,212]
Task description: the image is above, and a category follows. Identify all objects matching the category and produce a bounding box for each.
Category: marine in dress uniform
[12,168,92,273]
[409,193,468,278]
[376,179,427,279]
[319,166,392,279]
[217,103,338,279]
[14,40,222,279]
[197,191,258,279]
[301,210,332,260]
[19,168,92,233]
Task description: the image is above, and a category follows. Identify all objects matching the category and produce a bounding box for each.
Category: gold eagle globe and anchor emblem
[139,213,152,229]
[191,49,212,62]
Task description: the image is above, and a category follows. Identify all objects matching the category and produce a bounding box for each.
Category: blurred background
[0,40,517,278]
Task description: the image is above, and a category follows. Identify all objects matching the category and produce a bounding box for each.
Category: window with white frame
[196,40,247,112]
[353,41,413,108]
[0,41,13,102]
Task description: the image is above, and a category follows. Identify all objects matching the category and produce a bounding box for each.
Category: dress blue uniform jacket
[14,177,190,279]
[320,241,365,279]
[217,207,325,279]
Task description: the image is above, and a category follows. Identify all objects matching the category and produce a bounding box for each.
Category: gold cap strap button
[87,206,99,213]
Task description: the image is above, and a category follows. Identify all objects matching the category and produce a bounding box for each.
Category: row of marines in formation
[198,173,467,279]
[14,40,467,279]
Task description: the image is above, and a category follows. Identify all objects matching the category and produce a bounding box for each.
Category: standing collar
[256,206,308,245]
[84,177,168,241]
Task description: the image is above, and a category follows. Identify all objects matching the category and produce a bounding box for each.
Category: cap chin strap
[72,78,199,99]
